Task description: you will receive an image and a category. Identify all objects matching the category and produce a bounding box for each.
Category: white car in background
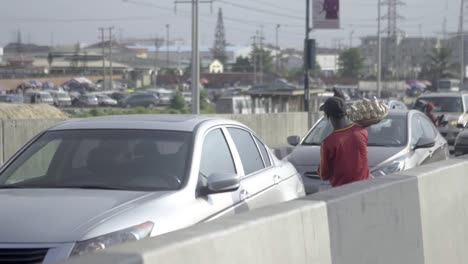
[0,115,304,264]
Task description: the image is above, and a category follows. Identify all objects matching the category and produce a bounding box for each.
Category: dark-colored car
[285,110,449,194]
[120,93,159,108]
[73,94,99,107]
[0,94,24,104]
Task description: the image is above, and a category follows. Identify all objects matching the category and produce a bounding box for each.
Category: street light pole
[460,0,465,87]
[191,0,200,114]
[377,0,382,98]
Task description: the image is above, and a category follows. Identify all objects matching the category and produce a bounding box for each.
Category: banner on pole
[312,0,340,29]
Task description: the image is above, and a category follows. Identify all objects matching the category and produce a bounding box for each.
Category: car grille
[304,172,321,180]
[0,248,49,264]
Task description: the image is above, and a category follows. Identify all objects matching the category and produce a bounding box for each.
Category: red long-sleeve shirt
[318,124,369,187]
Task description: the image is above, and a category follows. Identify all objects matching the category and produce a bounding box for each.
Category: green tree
[212,8,227,64]
[231,56,253,72]
[420,46,457,82]
[170,92,186,110]
[338,48,364,78]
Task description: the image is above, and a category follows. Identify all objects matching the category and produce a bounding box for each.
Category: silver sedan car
[0,115,304,264]
[285,110,449,194]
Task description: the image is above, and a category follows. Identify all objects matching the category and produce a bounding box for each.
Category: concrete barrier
[63,158,468,264]
[1,119,65,163]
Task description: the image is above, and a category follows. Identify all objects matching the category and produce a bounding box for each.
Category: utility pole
[108,27,114,90]
[99,27,106,90]
[166,24,170,69]
[259,27,265,84]
[175,0,213,114]
[276,24,281,72]
[377,0,382,97]
[349,30,355,48]
[381,0,405,79]
[304,0,311,124]
[154,37,160,86]
[251,34,258,85]
[460,0,466,87]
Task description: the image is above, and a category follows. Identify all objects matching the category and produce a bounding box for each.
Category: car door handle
[273,175,282,184]
[239,190,249,200]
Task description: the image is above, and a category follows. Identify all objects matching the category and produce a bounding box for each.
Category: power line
[216,0,304,21]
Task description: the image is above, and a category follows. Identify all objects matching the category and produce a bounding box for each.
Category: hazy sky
[0,0,459,49]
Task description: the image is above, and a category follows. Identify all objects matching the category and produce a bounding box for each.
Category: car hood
[0,189,168,243]
[288,145,405,167]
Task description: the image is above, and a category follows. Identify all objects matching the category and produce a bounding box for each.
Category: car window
[254,136,272,167]
[199,129,236,179]
[415,97,463,113]
[411,115,424,146]
[227,128,265,175]
[0,130,191,191]
[419,115,438,139]
[304,115,408,147]
[3,138,62,185]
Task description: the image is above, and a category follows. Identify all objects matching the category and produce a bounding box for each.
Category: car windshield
[57,93,68,98]
[0,130,192,191]
[414,97,463,113]
[302,115,408,147]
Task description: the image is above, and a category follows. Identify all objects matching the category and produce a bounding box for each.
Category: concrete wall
[1,119,65,163]
[0,113,320,163]
[63,158,468,264]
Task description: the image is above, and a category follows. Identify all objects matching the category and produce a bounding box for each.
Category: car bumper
[455,142,468,156]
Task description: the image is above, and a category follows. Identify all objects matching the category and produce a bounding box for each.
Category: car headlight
[371,158,406,178]
[70,222,154,257]
[450,120,459,127]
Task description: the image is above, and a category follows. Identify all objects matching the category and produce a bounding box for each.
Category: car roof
[49,115,245,132]
[418,92,467,98]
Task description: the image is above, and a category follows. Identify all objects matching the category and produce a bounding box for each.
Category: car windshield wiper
[50,185,129,190]
[301,142,321,146]
[367,143,397,147]
[0,185,29,189]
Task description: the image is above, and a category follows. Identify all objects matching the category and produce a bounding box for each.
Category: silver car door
[225,127,281,209]
[192,128,248,223]
[419,114,449,164]
[408,114,438,167]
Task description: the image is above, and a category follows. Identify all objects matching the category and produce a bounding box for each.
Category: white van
[49,91,72,107]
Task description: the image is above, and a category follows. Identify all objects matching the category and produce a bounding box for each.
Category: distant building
[317,54,339,76]
[209,60,224,73]
[2,42,50,60]
[358,36,439,78]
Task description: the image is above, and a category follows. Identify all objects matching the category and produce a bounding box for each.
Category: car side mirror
[204,173,240,195]
[287,136,301,146]
[414,137,436,150]
[457,123,465,129]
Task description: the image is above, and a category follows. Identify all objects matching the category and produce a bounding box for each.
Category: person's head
[320,97,347,129]
[425,103,435,113]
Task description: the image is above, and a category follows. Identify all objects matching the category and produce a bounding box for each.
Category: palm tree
[421,47,458,82]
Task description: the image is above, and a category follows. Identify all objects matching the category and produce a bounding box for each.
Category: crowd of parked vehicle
[1,78,185,109]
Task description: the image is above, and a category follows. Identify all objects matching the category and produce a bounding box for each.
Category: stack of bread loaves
[347,97,389,127]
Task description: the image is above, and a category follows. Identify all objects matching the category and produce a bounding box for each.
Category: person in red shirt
[424,103,439,127]
[317,97,370,187]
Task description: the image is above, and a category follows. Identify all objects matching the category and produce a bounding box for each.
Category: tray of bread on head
[347,97,389,127]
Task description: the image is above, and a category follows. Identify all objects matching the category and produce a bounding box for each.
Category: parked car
[386,99,408,110]
[24,91,54,105]
[49,91,72,107]
[182,92,192,105]
[120,93,159,108]
[285,110,449,194]
[73,94,99,107]
[0,115,305,263]
[413,92,468,145]
[109,92,129,103]
[0,94,24,104]
[454,124,468,156]
[146,88,174,105]
[96,94,118,107]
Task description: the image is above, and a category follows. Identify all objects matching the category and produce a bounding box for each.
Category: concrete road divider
[63,157,468,264]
